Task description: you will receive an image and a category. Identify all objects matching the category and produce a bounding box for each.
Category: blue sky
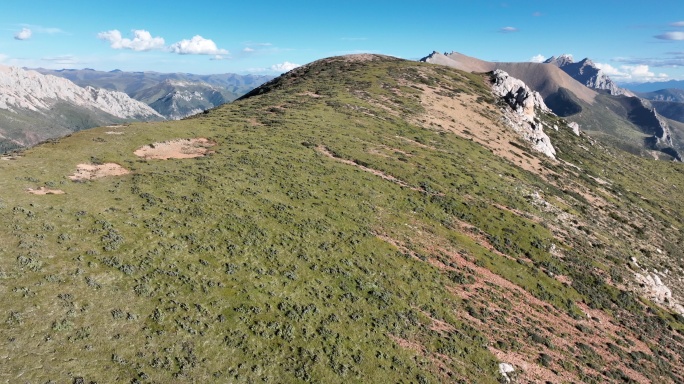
[1,0,684,82]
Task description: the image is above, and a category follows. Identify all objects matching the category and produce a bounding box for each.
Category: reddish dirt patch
[26,187,65,195]
[376,232,670,383]
[69,163,130,181]
[134,138,215,160]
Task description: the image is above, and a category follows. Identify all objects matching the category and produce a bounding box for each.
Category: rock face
[490,69,557,158]
[544,55,633,97]
[0,65,162,119]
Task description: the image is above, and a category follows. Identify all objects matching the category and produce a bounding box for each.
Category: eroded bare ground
[411,80,550,175]
[376,228,683,383]
[26,187,65,195]
[68,163,130,181]
[134,138,215,160]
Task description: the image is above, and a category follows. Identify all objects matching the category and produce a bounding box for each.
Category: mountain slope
[0,65,163,150]
[35,68,274,119]
[1,54,683,383]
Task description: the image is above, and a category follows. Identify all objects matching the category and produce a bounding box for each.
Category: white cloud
[0,54,7,62]
[243,47,255,53]
[98,29,165,51]
[169,35,228,55]
[670,21,684,27]
[14,28,32,40]
[499,26,518,33]
[595,62,668,82]
[271,61,300,72]
[532,11,543,17]
[42,55,78,65]
[209,55,226,61]
[530,54,545,63]
[655,31,684,41]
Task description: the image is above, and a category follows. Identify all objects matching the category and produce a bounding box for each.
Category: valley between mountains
[1,54,684,383]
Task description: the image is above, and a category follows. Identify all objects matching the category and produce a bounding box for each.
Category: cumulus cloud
[655,31,684,41]
[595,62,668,82]
[271,61,300,72]
[98,29,165,51]
[499,26,518,33]
[169,35,228,55]
[530,54,546,63]
[14,28,32,40]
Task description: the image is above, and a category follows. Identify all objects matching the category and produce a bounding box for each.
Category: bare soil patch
[134,138,215,160]
[69,163,130,181]
[26,187,65,195]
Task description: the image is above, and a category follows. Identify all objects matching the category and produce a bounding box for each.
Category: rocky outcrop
[490,69,557,159]
[498,363,515,383]
[545,55,633,97]
[635,270,684,316]
[568,121,581,136]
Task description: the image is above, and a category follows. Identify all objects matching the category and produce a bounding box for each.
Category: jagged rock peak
[490,69,556,159]
[544,54,574,66]
[419,51,441,61]
[490,69,550,116]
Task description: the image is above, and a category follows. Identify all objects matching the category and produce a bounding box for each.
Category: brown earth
[134,138,215,160]
[26,187,65,195]
[68,163,130,181]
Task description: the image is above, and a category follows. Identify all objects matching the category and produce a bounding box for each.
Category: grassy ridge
[1,55,684,383]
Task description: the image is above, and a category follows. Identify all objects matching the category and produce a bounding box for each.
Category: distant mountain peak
[544,54,574,66]
[545,55,631,96]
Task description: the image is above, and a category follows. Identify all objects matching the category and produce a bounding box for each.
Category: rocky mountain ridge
[35,68,274,120]
[0,65,161,120]
[0,65,163,150]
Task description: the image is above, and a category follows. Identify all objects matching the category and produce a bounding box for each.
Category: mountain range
[35,68,274,120]
[0,65,163,151]
[624,80,684,93]
[1,53,683,383]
